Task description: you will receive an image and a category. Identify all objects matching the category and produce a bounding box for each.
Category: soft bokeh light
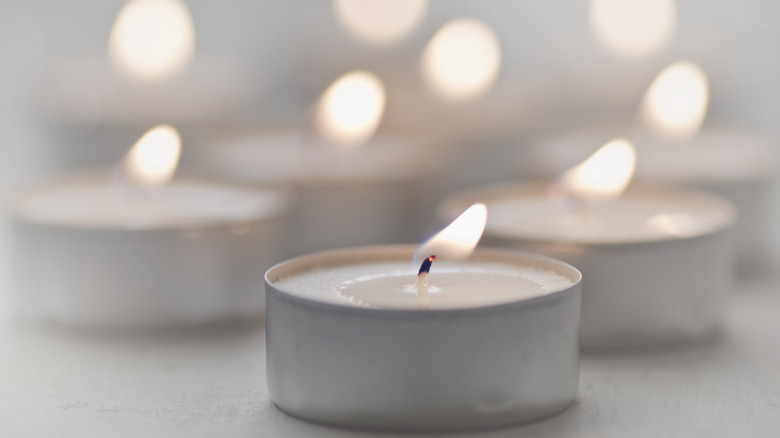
[109,0,195,81]
[333,0,427,44]
[414,203,487,266]
[422,18,501,100]
[641,61,709,140]
[589,0,676,58]
[562,138,636,199]
[124,124,181,188]
[315,70,386,147]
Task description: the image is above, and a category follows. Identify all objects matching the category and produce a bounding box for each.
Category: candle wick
[416,255,437,310]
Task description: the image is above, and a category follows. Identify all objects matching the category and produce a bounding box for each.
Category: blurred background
[2,0,780,435]
[2,0,780,329]
[3,0,780,237]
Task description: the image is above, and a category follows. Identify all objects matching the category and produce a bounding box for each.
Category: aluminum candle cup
[265,245,582,431]
[12,171,290,328]
[187,129,440,256]
[439,183,737,349]
[520,126,776,262]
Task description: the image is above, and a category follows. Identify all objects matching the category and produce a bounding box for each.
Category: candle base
[440,182,736,349]
[265,245,582,431]
[12,172,291,329]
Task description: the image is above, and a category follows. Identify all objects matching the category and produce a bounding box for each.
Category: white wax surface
[15,176,287,229]
[194,130,435,184]
[272,261,574,309]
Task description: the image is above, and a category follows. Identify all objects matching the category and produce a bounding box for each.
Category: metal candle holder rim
[265,244,583,318]
[11,169,293,232]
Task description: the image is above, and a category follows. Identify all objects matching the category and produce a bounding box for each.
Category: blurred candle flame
[414,203,487,266]
[109,0,195,81]
[562,138,636,199]
[589,0,677,57]
[316,71,386,147]
[641,61,709,140]
[422,18,501,100]
[334,0,427,44]
[124,124,181,188]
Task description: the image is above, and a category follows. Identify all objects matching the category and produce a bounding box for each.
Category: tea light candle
[521,125,775,263]
[11,126,291,328]
[12,172,289,328]
[520,62,777,264]
[187,71,442,256]
[439,182,735,349]
[44,0,261,130]
[444,139,736,349]
[188,128,439,256]
[265,245,581,431]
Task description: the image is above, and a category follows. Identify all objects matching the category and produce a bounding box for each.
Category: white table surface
[1,267,779,437]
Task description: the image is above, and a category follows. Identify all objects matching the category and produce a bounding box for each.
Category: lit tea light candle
[45,0,258,131]
[639,61,708,140]
[382,17,520,141]
[265,205,582,431]
[12,125,291,328]
[188,70,441,256]
[422,18,501,101]
[521,61,776,265]
[382,17,532,200]
[445,139,736,349]
[304,204,565,311]
[314,70,386,146]
[109,0,195,82]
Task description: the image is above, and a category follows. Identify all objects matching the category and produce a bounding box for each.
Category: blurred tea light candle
[12,125,290,328]
[188,70,441,256]
[44,0,258,128]
[264,205,582,431]
[383,16,525,144]
[521,61,777,262]
[636,62,776,262]
[383,17,535,200]
[443,139,736,349]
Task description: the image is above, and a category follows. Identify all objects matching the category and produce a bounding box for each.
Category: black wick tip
[418,255,438,275]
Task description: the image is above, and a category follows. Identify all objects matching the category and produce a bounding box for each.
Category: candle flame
[414,203,487,266]
[316,71,386,147]
[422,18,501,100]
[589,0,676,58]
[562,138,636,199]
[109,0,195,81]
[124,124,181,188]
[334,0,427,44]
[641,61,709,140]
